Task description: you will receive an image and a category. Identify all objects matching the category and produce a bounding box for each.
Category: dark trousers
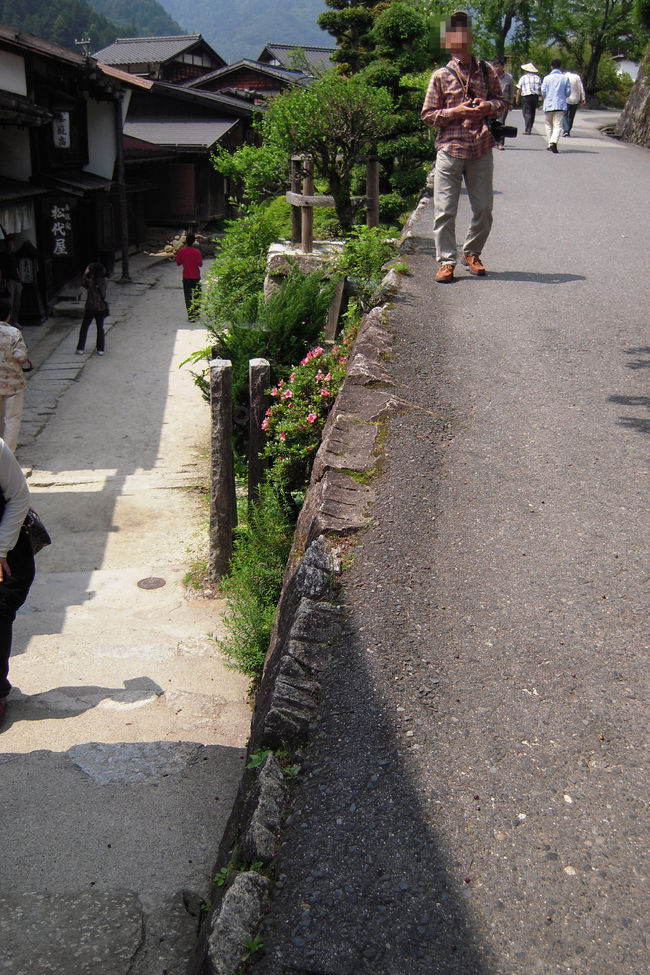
[182,278,201,320]
[77,313,106,352]
[563,103,578,133]
[521,94,538,133]
[0,528,36,697]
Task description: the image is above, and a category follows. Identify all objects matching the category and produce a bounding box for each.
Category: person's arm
[0,439,31,578]
[175,249,183,267]
[12,332,29,366]
[579,78,586,103]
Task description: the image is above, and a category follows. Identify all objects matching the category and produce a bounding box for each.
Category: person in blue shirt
[541,59,571,153]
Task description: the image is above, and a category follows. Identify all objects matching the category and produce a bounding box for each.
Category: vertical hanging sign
[50,201,73,257]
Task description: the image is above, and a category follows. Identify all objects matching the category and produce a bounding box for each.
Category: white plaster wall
[0,50,27,96]
[84,98,117,180]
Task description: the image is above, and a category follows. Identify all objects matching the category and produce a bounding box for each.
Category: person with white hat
[515,62,542,134]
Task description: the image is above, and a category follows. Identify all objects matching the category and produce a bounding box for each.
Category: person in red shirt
[175,232,203,321]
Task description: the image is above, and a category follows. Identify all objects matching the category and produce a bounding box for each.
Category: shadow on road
[3,676,163,725]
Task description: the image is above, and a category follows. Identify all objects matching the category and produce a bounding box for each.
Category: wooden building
[0,25,146,321]
[94,35,226,84]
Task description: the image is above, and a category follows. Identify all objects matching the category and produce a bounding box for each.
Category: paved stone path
[1,257,250,973]
[252,112,649,974]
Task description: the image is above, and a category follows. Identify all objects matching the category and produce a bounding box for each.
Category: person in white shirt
[0,436,34,724]
[541,60,571,153]
[562,70,586,136]
[515,63,542,134]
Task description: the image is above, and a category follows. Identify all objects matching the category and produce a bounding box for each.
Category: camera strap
[446,59,490,100]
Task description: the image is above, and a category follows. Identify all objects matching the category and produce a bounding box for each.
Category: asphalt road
[252,112,649,973]
[0,258,250,973]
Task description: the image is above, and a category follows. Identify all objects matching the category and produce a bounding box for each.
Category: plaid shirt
[421,56,506,159]
[516,73,542,96]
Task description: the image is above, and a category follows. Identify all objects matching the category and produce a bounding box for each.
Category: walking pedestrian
[0,297,29,453]
[0,437,35,726]
[76,262,109,356]
[493,59,515,149]
[541,59,571,153]
[515,62,542,134]
[562,70,586,136]
[175,233,202,321]
[421,9,506,282]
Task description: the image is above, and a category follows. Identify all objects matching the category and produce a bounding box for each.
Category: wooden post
[301,156,314,254]
[366,155,379,228]
[209,358,236,579]
[290,156,302,245]
[248,357,271,506]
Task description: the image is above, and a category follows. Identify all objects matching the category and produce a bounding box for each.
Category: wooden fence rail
[288,155,379,253]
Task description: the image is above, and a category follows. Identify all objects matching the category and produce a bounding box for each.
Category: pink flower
[261,418,269,431]
[324,373,331,382]
[282,389,292,399]
[270,387,278,397]
[307,412,317,423]
[315,371,323,382]
[279,431,286,442]
[320,389,331,397]
[290,373,295,382]
[265,407,271,416]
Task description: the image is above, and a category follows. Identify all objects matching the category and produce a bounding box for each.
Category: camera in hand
[490,119,518,139]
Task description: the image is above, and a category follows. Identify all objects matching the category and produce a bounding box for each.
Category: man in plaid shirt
[421,10,506,282]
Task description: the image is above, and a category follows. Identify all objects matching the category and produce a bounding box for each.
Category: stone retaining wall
[189,202,426,974]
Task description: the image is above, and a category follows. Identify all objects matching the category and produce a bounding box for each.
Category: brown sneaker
[462,253,486,276]
[435,263,455,283]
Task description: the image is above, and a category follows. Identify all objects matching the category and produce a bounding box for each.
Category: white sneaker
[97,351,104,356]
[76,349,84,355]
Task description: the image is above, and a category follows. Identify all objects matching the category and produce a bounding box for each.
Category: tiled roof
[185,59,307,89]
[259,43,336,74]
[123,119,237,149]
[94,35,203,65]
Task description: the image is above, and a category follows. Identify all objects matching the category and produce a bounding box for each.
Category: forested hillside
[157,0,328,61]
[88,0,182,39]
[0,0,328,62]
[0,0,121,51]
[0,0,182,53]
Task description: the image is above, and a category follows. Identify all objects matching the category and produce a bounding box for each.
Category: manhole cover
[137,576,166,590]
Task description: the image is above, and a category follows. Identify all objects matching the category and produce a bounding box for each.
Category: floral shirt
[421,56,506,159]
[0,323,28,396]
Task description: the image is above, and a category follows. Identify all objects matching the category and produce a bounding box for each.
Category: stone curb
[190,258,406,975]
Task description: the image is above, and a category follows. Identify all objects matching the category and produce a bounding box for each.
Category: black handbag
[22,508,51,554]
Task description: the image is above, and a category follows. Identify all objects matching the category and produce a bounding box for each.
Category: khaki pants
[433,149,494,265]
[545,110,564,146]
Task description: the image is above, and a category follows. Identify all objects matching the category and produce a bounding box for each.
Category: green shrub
[218,482,293,681]
[334,226,396,310]
[211,265,337,456]
[202,204,282,333]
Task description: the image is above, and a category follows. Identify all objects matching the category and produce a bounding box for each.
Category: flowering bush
[260,320,359,495]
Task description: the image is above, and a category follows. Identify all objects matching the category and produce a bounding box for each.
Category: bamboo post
[248,357,271,506]
[301,156,314,254]
[209,358,236,579]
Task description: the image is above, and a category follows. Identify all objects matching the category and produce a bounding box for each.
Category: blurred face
[445,25,473,63]
[494,63,504,76]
